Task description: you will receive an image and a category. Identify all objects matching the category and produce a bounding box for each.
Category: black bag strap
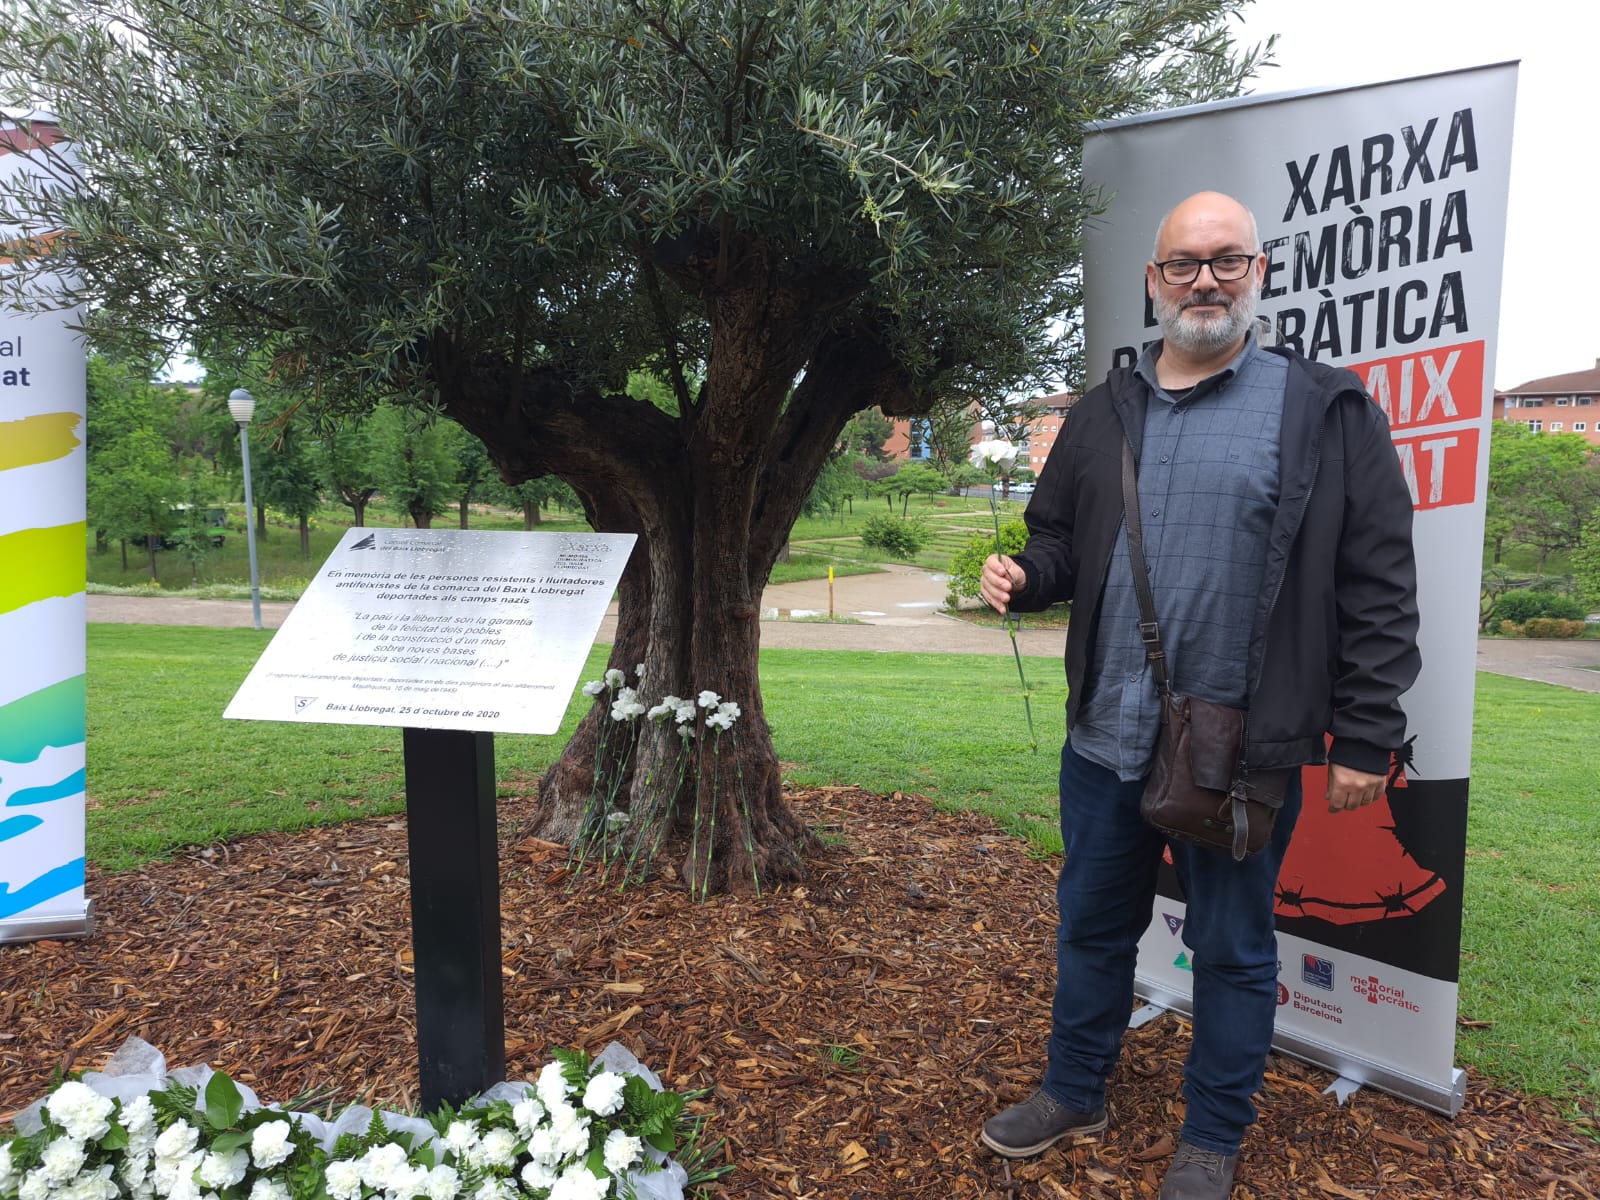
[1120,434,1171,696]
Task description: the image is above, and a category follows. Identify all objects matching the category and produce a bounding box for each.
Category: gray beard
[1156,286,1258,356]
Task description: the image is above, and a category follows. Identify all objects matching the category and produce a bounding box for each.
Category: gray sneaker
[1159,1140,1239,1199]
[979,1089,1108,1158]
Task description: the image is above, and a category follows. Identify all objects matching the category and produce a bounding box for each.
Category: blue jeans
[1040,739,1302,1155]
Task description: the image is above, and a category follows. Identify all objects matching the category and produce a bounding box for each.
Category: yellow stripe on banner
[0,523,85,616]
[0,413,82,471]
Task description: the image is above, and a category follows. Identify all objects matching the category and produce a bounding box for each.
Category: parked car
[133,505,229,550]
[1008,481,1036,497]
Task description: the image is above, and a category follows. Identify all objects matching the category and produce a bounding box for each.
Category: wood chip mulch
[3,786,1597,1199]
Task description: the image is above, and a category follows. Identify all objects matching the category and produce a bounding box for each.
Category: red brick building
[886,391,1080,469]
[1014,390,1076,474]
[1494,359,1600,447]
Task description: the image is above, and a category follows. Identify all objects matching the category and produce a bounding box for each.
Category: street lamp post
[228,388,263,630]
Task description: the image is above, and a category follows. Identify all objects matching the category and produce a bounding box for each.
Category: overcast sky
[1234,0,1594,390]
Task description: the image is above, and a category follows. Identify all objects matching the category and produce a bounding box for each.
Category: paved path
[86,569,1600,692]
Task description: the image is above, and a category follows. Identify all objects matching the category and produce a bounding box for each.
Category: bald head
[1151,191,1259,261]
[1145,191,1266,363]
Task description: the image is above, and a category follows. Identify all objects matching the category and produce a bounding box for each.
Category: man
[976,191,1420,1199]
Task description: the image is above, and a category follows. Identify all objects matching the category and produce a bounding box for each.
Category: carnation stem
[990,493,1038,754]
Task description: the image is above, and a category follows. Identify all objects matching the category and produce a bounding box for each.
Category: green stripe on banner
[0,676,86,762]
[0,522,85,616]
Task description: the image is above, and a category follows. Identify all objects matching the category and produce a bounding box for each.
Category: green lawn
[88,496,1022,603]
[81,626,1599,1123]
[87,501,594,594]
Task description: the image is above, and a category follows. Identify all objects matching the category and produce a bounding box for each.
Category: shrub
[1490,589,1587,625]
[1521,617,1587,639]
[947,520,1028,601]
[1498,619,1522,637]
[860,514,930,559]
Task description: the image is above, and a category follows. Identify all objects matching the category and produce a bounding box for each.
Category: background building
[1494,360,1600,446]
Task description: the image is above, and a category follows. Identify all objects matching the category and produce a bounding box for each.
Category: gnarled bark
[432,260,922,894]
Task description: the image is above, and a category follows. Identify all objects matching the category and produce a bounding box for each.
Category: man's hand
[979,554,1026,615]
[1326,763,1386,813]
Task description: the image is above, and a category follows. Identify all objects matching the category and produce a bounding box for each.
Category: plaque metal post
[402,727,505,1110]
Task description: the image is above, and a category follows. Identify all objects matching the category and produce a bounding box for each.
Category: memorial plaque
[225,528,635,733]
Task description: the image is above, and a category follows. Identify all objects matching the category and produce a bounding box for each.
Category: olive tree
[0,0,1266,893]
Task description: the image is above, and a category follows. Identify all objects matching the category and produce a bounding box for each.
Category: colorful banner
[1082,62,1517,1114]
[0,113,92,943]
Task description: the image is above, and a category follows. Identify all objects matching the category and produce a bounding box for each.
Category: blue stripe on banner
[5,767,86,807]
[0,857,83,920]
[0,814,44,842]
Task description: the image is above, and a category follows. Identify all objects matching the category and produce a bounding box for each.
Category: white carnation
[250,1120,294,1170]
[473,1179,515,1200]
[536,1061,571,1109]
[248,1178,292,1200]
[154,1121,199,1162]
[423,1164,460,1200]
[39,1137,88,1184]
[443,1119,480,1157]
[603,1128,643,1173]
[511,1096,546,1138]
[46,1081,116,1143]
[696,690,720,709]
[323,1159,364,1200]
[358,1142,409,1189]
[604,668,625,688]
[61,1162,120,1200]
[0,1144,16,1194]
[121,1096,158,1156]
[478,1127,517,1168]
[18,1170,48,1200]
[581,1071,626,1117]
[162,1155,204,1200]
[548,1163,609,1200]
[526,1126,562,1166]
[553,1111,591,1159]
[118,1154,150,1191]
[520,1161,559,1192]
[581,680,605,697]
[198,1148,248,1189]
[969,438,1019,472]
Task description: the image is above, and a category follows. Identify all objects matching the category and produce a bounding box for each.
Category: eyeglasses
[1152,254,1256,285]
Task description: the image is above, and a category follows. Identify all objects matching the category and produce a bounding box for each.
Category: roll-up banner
[1082,62,1517,1115]
[0,113,92,943]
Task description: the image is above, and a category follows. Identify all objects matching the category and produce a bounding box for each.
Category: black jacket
[1009,345,1421,776]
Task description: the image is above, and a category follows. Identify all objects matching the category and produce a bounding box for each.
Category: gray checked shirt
[1070,336,1287,781]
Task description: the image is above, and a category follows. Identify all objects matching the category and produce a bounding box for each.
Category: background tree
[370,406,460,529]
[490,475,578,529]
[87,426,184,579]
[1573,518,1600,609]
[840,409,896,463]
[315,417,382,528]
[85,354,183,570]
[1486,423,1600,574]
[451,428,494,529]
[2,0,1268,893]
[253,406,325,558]
[923,399,981,486]
[884,461,948,515]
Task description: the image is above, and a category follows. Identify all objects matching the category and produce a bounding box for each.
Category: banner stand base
[1135,983,1467,1118]
[0,899,95,945]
